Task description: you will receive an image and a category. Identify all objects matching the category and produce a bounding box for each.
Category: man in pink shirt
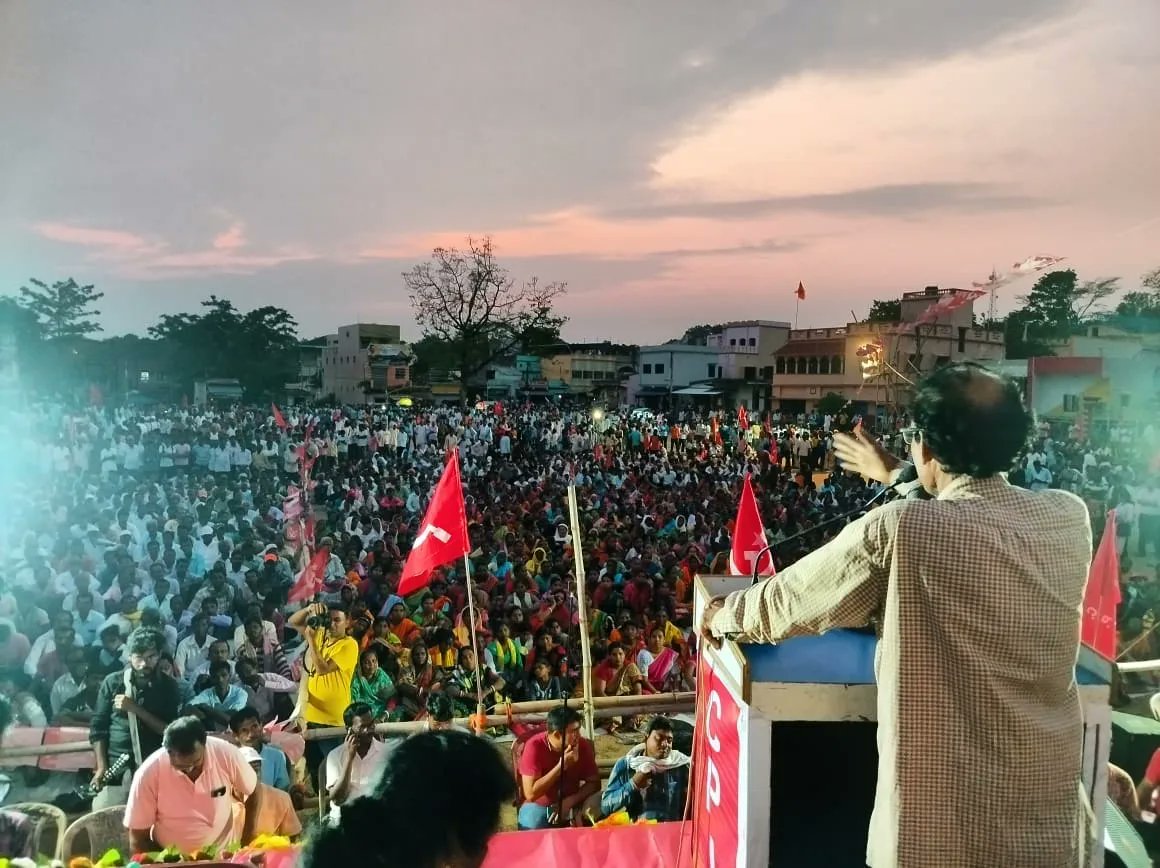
[125,716,261,854]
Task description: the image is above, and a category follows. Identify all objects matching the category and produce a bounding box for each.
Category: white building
[631,344,721,407]
[706,320,791,412]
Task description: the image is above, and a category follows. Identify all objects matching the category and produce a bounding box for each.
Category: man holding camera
[288,603,358,785]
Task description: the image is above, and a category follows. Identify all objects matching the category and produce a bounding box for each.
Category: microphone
[749,466,920,586]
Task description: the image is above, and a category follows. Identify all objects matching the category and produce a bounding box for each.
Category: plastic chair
[6,801,66,861]
[60,805,131,861]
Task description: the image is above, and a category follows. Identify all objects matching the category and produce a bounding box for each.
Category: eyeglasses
[900,426,924,446]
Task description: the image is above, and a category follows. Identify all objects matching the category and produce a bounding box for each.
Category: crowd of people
[0,390,1155,859]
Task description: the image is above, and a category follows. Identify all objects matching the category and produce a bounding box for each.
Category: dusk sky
[2,1,1157,344]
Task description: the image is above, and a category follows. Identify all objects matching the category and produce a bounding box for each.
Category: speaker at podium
[692,576,1114,868]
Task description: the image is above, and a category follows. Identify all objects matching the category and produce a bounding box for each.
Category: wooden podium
[693,576,1113,868]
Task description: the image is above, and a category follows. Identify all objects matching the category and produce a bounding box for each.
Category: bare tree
[404,236,567,396]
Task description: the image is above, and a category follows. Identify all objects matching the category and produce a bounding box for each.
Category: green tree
[816,392,848,416]
[1113,269,1160,320]
[1017,270,1116,336]
[404,236,567,395]
[866,299,901,322]
[148,296,299,398]
[18,278,104,340]
[673,324,725,345]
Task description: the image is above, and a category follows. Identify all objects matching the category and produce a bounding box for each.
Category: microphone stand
[749,480,901,586]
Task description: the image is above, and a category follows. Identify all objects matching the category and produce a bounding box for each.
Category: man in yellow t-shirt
[288,603,358,785]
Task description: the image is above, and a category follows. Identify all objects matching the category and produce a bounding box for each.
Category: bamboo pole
[462,552,487,726]
[302,699,693,741]
[0,694,696,761]
[567,483,596,741]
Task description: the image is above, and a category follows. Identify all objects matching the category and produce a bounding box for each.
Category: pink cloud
[212,222,247,251]
[34,219,315,278]
[359,208,806,262]
[35,221,155,251]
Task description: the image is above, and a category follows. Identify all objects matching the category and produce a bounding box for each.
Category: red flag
[1081,510,1120,659]
[398,451,470,596]
[711,417,722,446]
[738,406,749,431]
[729,474,774,577]
[795,281,806,300]
[288,544,331,604]
[272,403,288,430]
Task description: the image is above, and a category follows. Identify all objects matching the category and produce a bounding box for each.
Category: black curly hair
[300,730,513,868]
[909,362,1033,478]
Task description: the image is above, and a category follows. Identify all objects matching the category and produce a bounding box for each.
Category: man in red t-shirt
[1136,747,1160,811]
[517,705,599,829]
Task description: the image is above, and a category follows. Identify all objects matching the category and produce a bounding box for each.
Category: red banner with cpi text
[693,653,744,868]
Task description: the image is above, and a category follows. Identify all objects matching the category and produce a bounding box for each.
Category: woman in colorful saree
[644,626,682,693]
[443,645,506,716]
[350,647,397,720]
[395,641,437,720]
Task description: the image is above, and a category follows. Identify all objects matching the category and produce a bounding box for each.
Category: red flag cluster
[288,544,331,603]
[1080,510,1120,660]
[398,451,471,596]
[729,474,774,578]
[895,289,986,333]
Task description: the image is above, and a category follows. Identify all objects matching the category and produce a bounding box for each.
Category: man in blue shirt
[601,716,689,821]
[229,706,292,791]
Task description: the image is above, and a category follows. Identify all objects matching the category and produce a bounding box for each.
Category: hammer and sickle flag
[398,450,471,596]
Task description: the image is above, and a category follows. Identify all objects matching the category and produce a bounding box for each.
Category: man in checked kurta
[703,363,1092,868]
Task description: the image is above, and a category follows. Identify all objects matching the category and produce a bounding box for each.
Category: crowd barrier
[0,726,95,770]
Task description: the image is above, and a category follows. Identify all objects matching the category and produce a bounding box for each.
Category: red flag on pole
[272,403,288,430]
[729,474,775,577]
[795,281,806,300]
[1081,510,1120,659]
[711,417,722,446]
[398,451,471,596]
[738,406,749,431]
[288,544,331,604]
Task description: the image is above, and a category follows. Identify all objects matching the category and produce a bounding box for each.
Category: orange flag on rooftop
[1080,510,1120,660]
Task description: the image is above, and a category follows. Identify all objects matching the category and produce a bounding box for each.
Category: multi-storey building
[706,320,791,412]
[771,286,1005,418]
[321,323,411,404]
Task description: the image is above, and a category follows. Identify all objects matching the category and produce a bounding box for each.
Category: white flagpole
[462,553,487,726]
[567,485,596,741]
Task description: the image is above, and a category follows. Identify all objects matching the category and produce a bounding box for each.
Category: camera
[306,613,329,630]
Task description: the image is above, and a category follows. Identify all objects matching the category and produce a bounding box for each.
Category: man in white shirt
[325,701,392,822]
[125,716,260,853]
[49,646,90,716]
[25,611,84,677]
[71,592,107,646]
[174,614,215,680]
[195,526,221,572]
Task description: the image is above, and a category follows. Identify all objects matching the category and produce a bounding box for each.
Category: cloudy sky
[2,0,1157,343]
